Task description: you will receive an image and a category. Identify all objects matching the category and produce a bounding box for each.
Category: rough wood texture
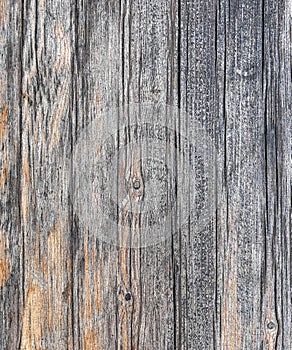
[0,0,291,349]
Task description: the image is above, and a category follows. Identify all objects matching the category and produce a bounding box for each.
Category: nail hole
[125,292,132,301]
[133,180,140,190]
[267,321,276,330]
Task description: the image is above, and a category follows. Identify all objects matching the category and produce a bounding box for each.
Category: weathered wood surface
[0,0,291,349]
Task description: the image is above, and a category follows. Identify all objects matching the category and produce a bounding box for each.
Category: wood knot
[267,321,277,330]
[133,180,141,190]
[129,175,144,201]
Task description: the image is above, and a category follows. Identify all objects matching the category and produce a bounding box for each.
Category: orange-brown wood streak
[0,102,8,144]
[222,234,242,350]
[0,230,11,287]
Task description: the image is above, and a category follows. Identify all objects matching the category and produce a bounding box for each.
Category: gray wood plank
[0,1,23,348]
[19,0,74,348]
[72,1,121,348]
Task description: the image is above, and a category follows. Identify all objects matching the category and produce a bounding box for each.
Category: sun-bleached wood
[0,0,291,349]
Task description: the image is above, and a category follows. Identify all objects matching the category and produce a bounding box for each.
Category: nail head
[125,292,132,301]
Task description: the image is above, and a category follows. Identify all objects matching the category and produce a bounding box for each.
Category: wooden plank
[0,1,23,348]
[215,0,267,348]
[19,0,74,348]
[71,1,121,348]
[0,0,290,349]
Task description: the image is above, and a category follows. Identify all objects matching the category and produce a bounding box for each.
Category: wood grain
[0,0,291,349]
